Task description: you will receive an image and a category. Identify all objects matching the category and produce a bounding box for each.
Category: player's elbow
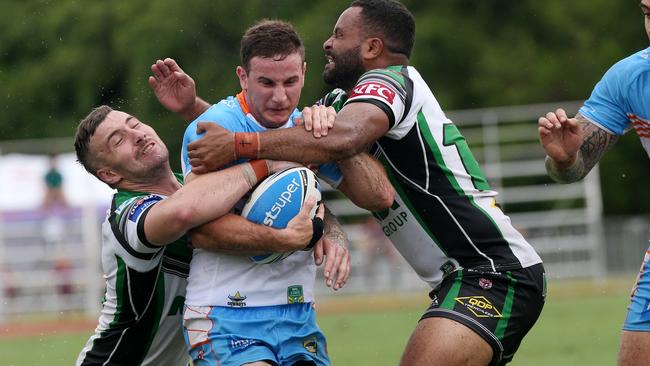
[173,205,202,232]
[188,229,211,250]
[376,187,396,210]
[365,187,396,211]
[325,131,367,160]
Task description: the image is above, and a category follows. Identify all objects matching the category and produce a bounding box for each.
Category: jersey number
[443,124,490,191]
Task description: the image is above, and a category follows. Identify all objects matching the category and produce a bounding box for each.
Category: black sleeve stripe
[400,66,414,125]
[108,198,156,260]
[136,202,160,249]
[345,98,396,129]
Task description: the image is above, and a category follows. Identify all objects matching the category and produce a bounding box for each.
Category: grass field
[0,276,634,366]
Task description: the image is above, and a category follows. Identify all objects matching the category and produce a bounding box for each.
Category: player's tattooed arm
[546,113,619,183]
[314,207,350,290]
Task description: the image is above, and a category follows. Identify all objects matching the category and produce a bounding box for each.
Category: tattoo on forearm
[324,207,348,246]
[580,120,618,173]
[547,113,618,183]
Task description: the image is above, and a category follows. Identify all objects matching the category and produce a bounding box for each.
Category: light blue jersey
[181,95,343,186]
[579,47,650,157]
[180,93,331,365]
[580,47,650,331]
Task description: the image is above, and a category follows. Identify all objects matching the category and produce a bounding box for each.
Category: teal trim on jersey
[141,269,166,359]
[111,255,128,327]
[416,111,465,196]
[442,124,490,191]
[417,112,510,251]
[115,172,184,210]
[441,270,463,310]
[372,66,406,86]
[495,271,517,340]
[377,154,447,256]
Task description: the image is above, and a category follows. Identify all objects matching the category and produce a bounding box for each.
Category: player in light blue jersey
[149,19,395,366]
[538,1,650,365]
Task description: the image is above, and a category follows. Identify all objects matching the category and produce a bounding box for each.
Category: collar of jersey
[235,90,295,130]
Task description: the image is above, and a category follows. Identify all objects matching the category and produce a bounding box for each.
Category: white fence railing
[0,101,638,320]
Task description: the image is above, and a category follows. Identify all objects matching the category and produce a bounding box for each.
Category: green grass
[0,277,633,366]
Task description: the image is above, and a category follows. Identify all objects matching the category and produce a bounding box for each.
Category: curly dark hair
[350,0,415,58]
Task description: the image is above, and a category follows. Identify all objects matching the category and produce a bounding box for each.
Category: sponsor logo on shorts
[287,285,304,304]
[303,337,318,353]
[227,291,247,307]
[350,82,396,104]
[230,338,259,352]
[479,278,493,290]
[455,296,502,318]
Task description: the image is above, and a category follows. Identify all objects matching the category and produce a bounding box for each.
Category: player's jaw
[322,45,365,92]
[260,105,293,128]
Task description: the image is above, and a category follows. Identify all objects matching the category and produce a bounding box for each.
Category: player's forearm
[337,153,395,211]
[324,207,348,247]
[147,162,268,245]
[254,126,361,164]
[180,97,211,122]
[190,214,294,255]
[545,121,618,184]
[545,153,587,184]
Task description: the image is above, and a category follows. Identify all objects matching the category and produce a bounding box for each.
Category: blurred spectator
[42,154,68,209]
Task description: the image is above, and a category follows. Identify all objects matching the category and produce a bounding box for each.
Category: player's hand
[187,122,235,174]
[314,217,350,291]
[281,197,323,251]
[148,58,197,114]
[294,105,336,138]
[538,108,583,167]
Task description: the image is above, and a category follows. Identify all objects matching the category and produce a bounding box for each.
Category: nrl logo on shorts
[287,285,304,304]
[227,291,247,307]
[478,278,492,290]
[455,296,502,318]
[303,337,318,353]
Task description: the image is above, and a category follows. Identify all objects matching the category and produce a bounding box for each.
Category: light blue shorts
[624,247,650,331]
[183,303,330,366]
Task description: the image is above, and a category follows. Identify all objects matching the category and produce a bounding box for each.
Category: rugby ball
[241,166,321,264]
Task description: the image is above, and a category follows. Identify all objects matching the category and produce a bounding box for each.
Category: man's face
[90,110,168,184]
[238,52,305,128]
[642,0,650,40]
[323,6,367,91]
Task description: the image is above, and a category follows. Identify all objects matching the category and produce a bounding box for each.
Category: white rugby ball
[241,166,321,264]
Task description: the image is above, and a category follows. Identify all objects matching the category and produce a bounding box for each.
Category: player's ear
[363,37,383,60]
[97,167,122,187]
[236,66,248,91]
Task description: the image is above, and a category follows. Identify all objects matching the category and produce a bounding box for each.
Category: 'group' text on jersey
[320,66,542,287]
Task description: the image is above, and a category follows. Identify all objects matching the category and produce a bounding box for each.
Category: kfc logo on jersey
[350,82,396,104]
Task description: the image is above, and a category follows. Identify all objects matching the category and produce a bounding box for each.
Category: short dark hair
[74,105,113,180]
[240,19,305,71]
[350,0,415,58]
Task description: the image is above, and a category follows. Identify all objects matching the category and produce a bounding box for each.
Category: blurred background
[0,0,649,365]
